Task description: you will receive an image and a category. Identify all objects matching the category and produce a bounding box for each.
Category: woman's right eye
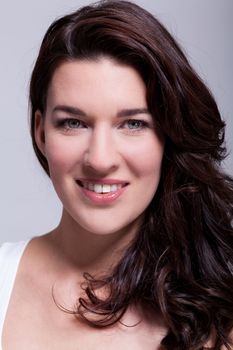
[65,118,81,128]
[57,118,86,130]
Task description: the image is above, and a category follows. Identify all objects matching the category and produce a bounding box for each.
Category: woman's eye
[65,119,82,128]
[124,119,148,130]
[57,118,85,130]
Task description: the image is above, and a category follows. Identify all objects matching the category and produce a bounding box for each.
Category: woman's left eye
[123,119,148,130]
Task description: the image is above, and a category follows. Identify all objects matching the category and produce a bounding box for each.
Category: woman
[1,1,233,349]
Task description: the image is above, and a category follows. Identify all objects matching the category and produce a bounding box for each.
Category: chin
[79,221,135,237]
[67,211,140,238]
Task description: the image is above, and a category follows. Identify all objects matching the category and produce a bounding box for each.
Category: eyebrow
[52,105,150,118]
[117,108,150,117]
[53,105,86,117]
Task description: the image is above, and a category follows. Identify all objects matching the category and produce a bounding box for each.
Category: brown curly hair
[29,1,233,349]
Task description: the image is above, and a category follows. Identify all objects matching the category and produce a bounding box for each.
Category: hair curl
[29,1,233,349]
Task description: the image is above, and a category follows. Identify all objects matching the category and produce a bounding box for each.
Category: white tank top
[0,240,29,350]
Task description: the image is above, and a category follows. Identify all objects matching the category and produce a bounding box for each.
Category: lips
[76,179,128,204]
[77,180,127,194]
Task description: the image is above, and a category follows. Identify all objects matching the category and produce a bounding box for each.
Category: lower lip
[78,184,127,205]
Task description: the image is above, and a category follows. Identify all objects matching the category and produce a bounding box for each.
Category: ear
[34,110,46,157]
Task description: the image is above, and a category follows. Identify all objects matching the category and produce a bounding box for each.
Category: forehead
[46,58,147,113]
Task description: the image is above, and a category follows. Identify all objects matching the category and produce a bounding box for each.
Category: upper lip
[77,178,129,185]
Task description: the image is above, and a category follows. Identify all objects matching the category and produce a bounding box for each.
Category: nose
[83,125,120,175]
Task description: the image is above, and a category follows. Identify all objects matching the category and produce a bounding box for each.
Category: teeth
[94,184,102,193]
[81,182,124,193]
[102,184,111,193]
[111,184,118,192]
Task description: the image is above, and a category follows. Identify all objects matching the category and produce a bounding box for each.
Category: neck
[49,208,141,277]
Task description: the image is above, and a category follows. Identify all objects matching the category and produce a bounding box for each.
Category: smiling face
[35,57,164,236]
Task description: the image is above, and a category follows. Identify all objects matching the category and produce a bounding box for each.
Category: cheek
[124,136,164,178]
[44,136,83,176]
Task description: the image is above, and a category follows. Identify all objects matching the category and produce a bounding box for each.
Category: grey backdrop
[0,0,232,244]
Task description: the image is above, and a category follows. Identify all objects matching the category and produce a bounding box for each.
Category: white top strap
[0,240,29,349]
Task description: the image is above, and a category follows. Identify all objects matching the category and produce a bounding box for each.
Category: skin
[34,57,165,275]
[2,57,166,349]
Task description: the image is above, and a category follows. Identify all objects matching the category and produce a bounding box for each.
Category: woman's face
[35,58,164,236]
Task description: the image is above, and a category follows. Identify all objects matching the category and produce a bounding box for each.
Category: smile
[76,180,128,204]
[77,181,125,194]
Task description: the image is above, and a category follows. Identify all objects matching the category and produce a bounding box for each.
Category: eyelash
[57,119,85,129]
[56,118,150,133]
[121,119,149,131]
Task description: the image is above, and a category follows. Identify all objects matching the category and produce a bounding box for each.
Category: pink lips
[76,178,128,205]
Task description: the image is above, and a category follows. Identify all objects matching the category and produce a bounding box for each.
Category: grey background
[0,0,232,244]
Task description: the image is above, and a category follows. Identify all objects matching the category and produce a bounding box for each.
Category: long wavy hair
[29,1,233,349]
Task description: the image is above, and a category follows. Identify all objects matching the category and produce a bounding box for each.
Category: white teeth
[102,184,111,193]
[111,184,118,192]
[94,184,102,193]
[81,182,124,193]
